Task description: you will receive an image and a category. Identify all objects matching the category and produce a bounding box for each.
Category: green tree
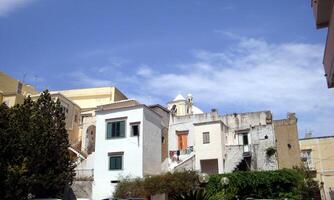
[0,91,75,199]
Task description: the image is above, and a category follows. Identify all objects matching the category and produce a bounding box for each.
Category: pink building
[311,0,334,88]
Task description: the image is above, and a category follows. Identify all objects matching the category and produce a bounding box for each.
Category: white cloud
[131,37,334,136]
[0,0,34,16]
[67,36,334,136]
[137,65,153,77]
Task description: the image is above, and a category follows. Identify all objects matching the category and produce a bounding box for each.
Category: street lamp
[220,176,229,187]
[198,173,210,185]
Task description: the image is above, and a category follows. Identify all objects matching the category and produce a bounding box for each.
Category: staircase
[169,152,195,172]
[225,145,244,173]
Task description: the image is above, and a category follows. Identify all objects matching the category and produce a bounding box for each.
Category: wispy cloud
[0,0,35,17]
[66,36,334,136]
[129,37,333,136]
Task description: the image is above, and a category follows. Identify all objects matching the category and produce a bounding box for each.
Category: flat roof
[299,135,334,140]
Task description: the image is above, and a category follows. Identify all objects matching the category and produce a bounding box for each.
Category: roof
[192,105,204,114]
[173,94,185,101]
[299,135,334,141]
[31,92,81,109]
[96,100,164,120]
[149,104,170,113]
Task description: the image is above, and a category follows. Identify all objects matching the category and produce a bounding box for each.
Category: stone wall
[72,181,92,199]
[274,113,301,169]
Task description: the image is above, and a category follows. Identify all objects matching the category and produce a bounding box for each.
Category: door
[238,133,249,152]
[178,134,188,150]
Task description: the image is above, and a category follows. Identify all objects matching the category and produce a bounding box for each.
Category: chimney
[305,132,312,139]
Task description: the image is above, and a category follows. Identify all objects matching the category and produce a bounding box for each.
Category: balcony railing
[75,169,94,181]
[169,146,194,158]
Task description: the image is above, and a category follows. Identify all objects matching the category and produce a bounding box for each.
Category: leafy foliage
[294,165,320,199]
[114,169,319,200]
[0,91,75,199]
[265,147,276,157]
[169,189,211,200]
[206,169,305,200]
[114,171,199,198]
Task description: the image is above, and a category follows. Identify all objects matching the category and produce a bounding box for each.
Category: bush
[206,169,304,200]
[114,169,319,200]
[265,147,276,157]
[114,171,199,198]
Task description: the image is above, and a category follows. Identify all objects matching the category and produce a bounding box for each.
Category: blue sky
[0,0,333,137]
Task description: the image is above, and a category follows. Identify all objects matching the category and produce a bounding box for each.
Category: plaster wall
[143,108,163,175]
[194,122,226,173]
[274,115,301,169]
[300,137,334,200]
[93,107,144,200]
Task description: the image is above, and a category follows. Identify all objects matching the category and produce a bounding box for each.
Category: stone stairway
[225,145,244,173]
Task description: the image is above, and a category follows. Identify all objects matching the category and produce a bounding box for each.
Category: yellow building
[300,135,334,200]
[0,71,38,106]
[54,87,127,112]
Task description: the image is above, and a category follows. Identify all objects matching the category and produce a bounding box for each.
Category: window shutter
[107,122,112,139]
[119,121,125,137]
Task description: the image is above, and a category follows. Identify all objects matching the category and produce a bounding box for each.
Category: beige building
[0,71,38,107]
[300,135,334,200]
[274,113,301,169]
[54,87,127,112]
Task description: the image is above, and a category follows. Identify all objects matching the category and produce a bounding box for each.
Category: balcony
[311,0,333,29]
[323,5,334,88]
[75,169,94,181]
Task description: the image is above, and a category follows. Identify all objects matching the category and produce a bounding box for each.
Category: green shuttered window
[109,155,122,170]
[107,120,125,139]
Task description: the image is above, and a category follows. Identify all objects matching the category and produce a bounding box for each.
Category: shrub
[206,169,304,200]
[113,171,199,198]
[265,147,276,157]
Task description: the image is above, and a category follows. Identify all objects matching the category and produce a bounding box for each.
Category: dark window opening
[243,134,249,145]
[131,124,139,136]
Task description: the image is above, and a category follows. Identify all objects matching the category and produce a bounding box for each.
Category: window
[203,132,210,144]
[130,122,140,136]
[301,149,313,169]
[106,120,125,139]
[108,152,123,170]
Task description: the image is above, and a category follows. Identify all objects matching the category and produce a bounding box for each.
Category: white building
[167,94,278,174]
[92,100,168,200]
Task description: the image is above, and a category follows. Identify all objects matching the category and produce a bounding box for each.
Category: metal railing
[75,169,94,181]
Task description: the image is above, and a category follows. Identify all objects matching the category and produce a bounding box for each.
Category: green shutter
[119,121,125,137]
[109,156,122,170]
[107,122,112,139]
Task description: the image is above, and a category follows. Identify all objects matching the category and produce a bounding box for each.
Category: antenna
[22,73,27,84]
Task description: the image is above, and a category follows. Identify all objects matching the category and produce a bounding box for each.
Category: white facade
[92,104,164,200]
[167,94,278,174]
[194,121,227,174]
